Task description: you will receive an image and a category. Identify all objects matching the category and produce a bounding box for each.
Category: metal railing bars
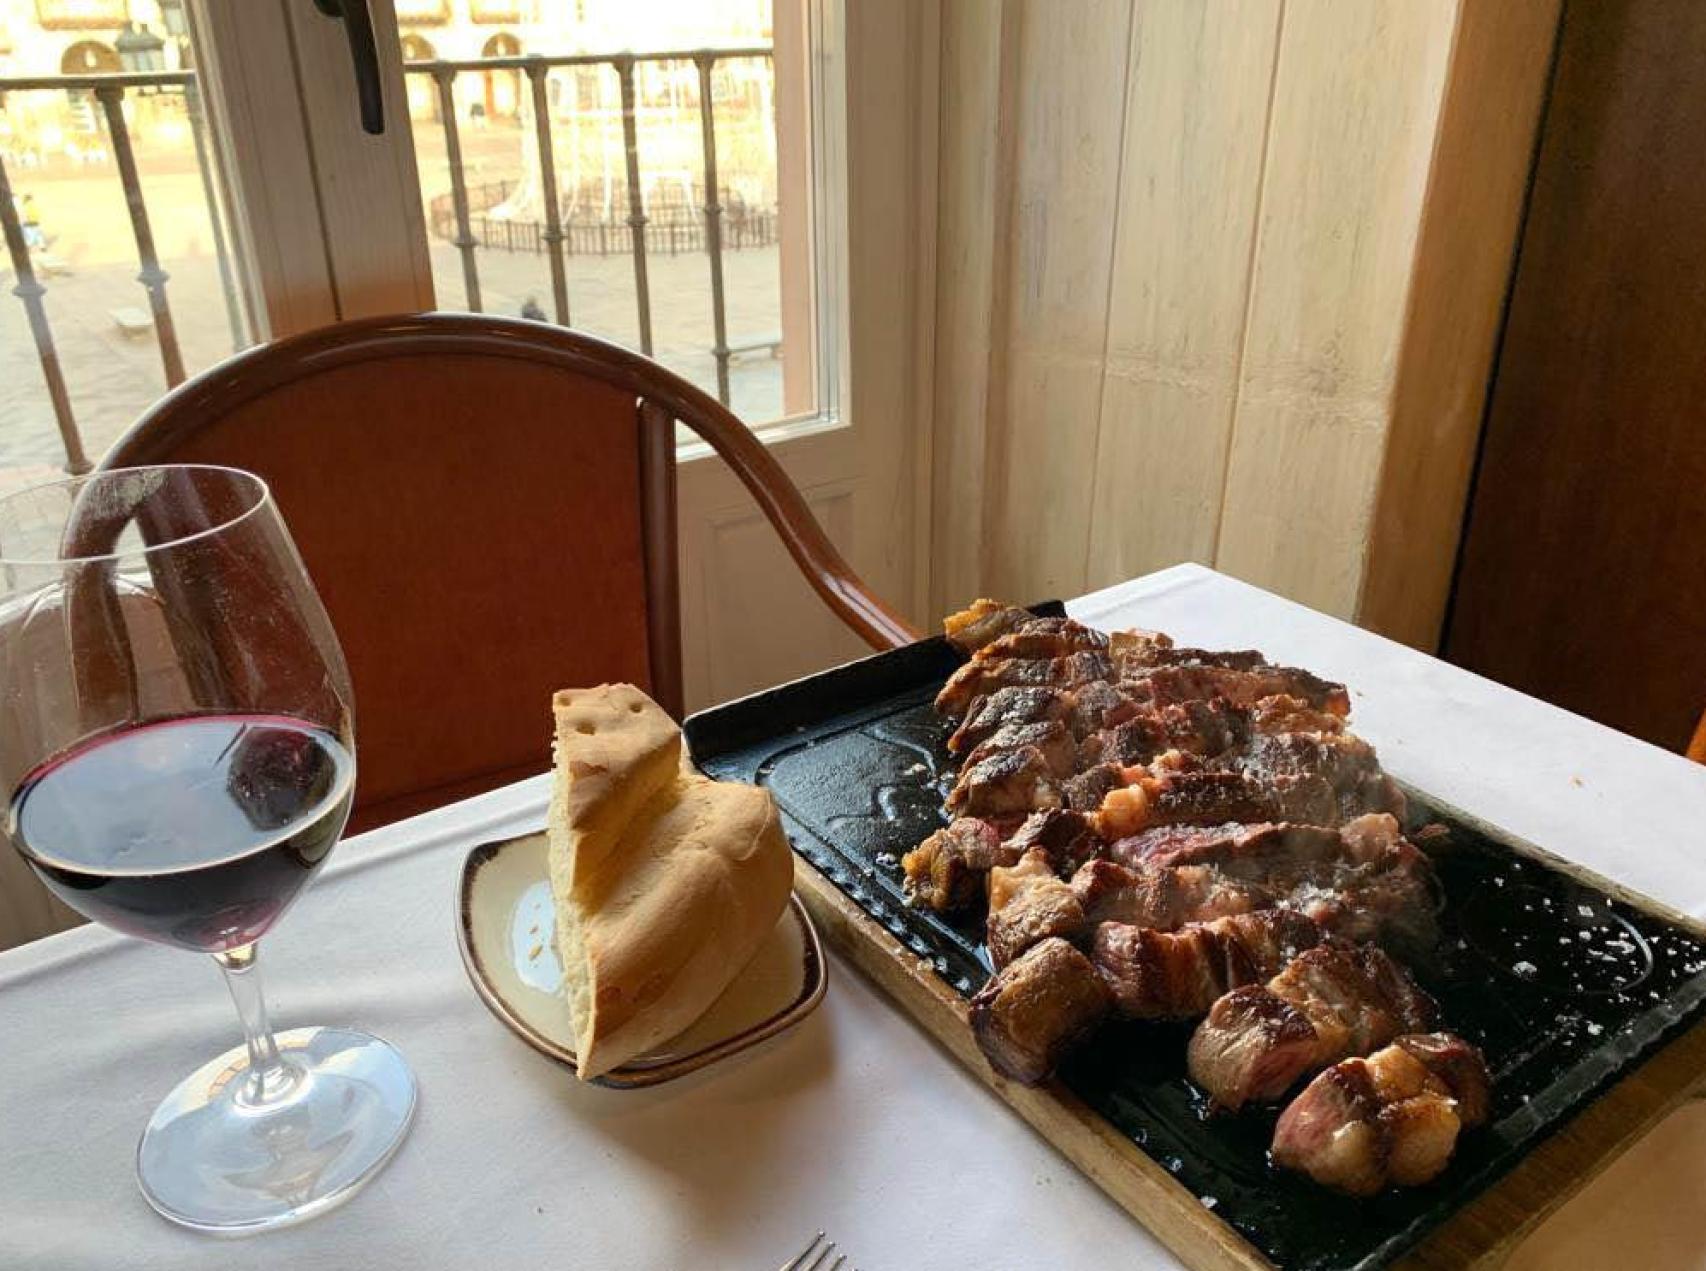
[404,45,774,403]
[0,68,246,473]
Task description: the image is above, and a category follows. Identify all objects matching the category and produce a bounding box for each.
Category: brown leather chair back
[102,313,914,829]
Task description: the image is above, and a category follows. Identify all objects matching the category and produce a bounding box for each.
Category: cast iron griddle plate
[685,612,1706,1270]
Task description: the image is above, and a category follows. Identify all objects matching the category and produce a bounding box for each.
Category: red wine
[8,714,355,953]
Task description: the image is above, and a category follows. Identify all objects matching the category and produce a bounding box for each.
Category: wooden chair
[1689,710,1706,764]
[100,312,917,831]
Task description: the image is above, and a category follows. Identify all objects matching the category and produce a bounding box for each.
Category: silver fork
[779,1229,856,1271]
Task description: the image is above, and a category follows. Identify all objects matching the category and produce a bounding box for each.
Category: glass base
[137,1026,417,1235]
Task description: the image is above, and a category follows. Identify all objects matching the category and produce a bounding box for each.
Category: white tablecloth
[5,564,1706,1270]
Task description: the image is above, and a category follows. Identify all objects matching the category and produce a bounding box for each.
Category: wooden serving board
[685,626,1706,1270]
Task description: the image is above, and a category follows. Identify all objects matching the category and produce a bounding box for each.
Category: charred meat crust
[969,937,1112,1084]
[1186,941,1437,1110]
[1091,910,1324,1020]
[1272,1033,1491,1195]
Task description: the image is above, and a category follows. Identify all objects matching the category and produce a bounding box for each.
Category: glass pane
[398,0,814,425]
[0,4,254,494]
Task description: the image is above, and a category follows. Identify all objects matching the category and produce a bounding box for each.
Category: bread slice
[547,684,794,1079]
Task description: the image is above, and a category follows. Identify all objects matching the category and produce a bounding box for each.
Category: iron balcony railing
[0,68,244,475]
[405,46,774,406]
[1,47,773,476]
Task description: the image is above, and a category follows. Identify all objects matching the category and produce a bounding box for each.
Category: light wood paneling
[1214,0,1460,616]
[928,0,1019,614]
[1084,1,1282,589]
[1358,0,1561,648]
[695,486,867,707]
[930,0,1555,643]
[980,0,1135,603]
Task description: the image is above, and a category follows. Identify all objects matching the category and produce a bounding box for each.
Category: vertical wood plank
[1084,1,1282,590]
[929,0,1019,615]
[1215,0,1460,616]
[1357,0,1560,648]
[981,0,1135,603]
[844,0,933,611]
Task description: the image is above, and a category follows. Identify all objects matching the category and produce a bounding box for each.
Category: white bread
[547,684,794,1079]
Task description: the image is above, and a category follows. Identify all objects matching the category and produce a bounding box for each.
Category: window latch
[310,0,386,135]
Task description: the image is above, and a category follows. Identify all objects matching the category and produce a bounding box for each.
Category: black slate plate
[684,611,1706,1270]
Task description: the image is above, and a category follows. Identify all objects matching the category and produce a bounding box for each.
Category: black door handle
[311,0,385,135]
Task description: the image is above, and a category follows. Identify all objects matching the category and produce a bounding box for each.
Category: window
[0,1,252,492]
[399,0,811,425]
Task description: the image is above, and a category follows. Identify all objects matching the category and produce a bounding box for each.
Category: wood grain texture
[1215,0,1460,617]
[1357,0,1561,649]
[1084,1,1282,590]
[928,0,1020,615]
[790,819,1706,1270]
[929,1,1551,638]
[1444,0,1706,752]
[980,0,1135,603]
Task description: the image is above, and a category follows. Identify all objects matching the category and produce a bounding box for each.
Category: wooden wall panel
[696,486,867,709]
[1445,0,1706,751]
[1214,0,1460,617]
[979,0,1135,603]
[1084,1,1282,589]
[1358,0,1562,647]
[929,0,1018,615]
[927,0,1554,637]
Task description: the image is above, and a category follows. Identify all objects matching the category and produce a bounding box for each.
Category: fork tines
[780,1229,852,1271]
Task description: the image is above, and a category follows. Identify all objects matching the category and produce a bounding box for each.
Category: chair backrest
[101,313,914,829]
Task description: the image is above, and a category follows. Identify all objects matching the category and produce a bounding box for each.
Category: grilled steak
[1071,858,1263,931]
[970,937,1112,1085]
[904,809,1098,914]
[1062,762,1127,812]
[1272,1033,1490,1195]
[1123,664,1351,717]
[1091,911,1323,1020]
[935,650,1115,718]
[1096,768,1341,836]
[1251,693,1347,737]
[1102,815,1438,953]
[949,685,1076,755]
[1219,731,1407,823]
[961,719,1078,776]
[1078,697,1251,767]
[902,817,1018,912]
[972,620,1110,662]
[945,746,1064,818]
[943,599,1037,655]
[1187,941,1437,1110]
[986,848,1086,967]
[1006,808,1100,877]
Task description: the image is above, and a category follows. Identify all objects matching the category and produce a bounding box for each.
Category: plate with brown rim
[456,829,826,1087]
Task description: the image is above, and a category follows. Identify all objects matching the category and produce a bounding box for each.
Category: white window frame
[191,0,937,619]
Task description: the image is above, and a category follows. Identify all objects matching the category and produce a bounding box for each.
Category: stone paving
[1,132,788,495]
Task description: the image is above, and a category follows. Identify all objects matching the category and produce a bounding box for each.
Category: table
[5,564,1706,1270]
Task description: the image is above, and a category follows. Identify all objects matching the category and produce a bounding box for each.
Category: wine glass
[0,465,415,1234]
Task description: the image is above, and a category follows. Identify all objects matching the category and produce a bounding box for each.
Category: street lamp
[158,0,191,44]
[115,22,167,75]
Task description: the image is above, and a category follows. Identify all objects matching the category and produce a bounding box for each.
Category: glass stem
[214,942,298,1106]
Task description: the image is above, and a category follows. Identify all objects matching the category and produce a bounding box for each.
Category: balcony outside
[0,0,795,495]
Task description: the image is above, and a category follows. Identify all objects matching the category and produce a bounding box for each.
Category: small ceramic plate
[456,830,826,1087]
